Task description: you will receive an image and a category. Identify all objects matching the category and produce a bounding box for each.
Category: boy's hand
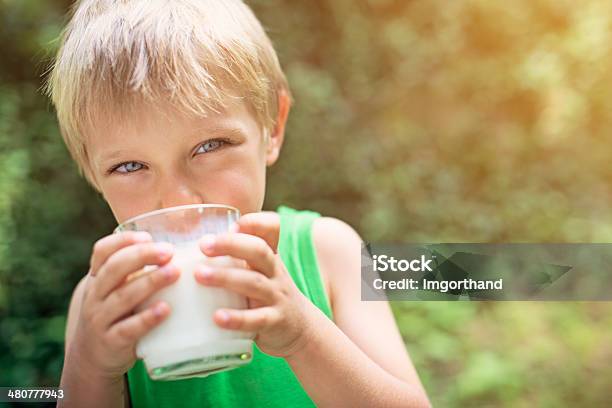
[69,232,180,379]
[195,211,316,358]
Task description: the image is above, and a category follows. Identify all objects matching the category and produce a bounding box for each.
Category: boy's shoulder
[274,206,362,302]
[275,206,362,257]
[311,216,362,266]
[311,215,362,303]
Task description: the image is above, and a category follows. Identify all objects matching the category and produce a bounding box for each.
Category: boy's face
[87,96,277,223]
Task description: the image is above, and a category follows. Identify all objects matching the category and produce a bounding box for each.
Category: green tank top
[126,205,333,407]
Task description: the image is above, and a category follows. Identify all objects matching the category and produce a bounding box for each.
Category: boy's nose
[158,181,205,209]
[157,181,216,237]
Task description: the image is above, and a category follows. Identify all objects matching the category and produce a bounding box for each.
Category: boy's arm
[124,374,132,408]
[283,217,430,408]
[59,276,127,408]
[64,277,86,356]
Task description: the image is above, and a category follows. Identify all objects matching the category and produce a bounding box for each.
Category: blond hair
[44,0,290,189]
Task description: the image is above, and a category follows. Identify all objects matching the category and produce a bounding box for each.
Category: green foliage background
[1,0,611,406]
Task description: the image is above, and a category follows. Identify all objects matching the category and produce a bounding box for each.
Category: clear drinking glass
[114,204,254,381]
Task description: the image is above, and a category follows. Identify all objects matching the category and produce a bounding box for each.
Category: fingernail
[156,242,174,257]
[133,231,152,242]
[217,310,230,323]
[153,303,168,317]
[160,265,178,280]
[197,266,213,279]
[200,235,216,251]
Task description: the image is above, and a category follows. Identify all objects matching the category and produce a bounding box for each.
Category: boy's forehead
[93,93,256,134]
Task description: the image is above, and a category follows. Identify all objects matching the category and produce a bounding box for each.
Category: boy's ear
[265,89,291,166]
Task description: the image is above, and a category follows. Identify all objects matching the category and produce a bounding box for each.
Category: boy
[45,0,430,406]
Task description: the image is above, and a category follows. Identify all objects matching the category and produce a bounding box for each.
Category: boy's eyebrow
[98,149,130,165]
[192,125,249,140]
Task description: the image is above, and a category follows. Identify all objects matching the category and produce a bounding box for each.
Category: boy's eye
[113,161,144,174]
[107,139,228,175]
[195,139,226,154]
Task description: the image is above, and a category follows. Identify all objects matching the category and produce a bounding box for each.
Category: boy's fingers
[194,265,275,302]
[236,212,280,253]
[103,264,180,327]
[213,307,279,332]
[94,242,175,300]
[199,233,276,277]
[107,301,170,348]
[90,232,153,276]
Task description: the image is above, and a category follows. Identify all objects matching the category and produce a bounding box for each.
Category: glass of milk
[114,204,254,381]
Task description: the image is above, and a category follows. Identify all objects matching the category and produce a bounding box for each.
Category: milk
[135,242,254,380]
